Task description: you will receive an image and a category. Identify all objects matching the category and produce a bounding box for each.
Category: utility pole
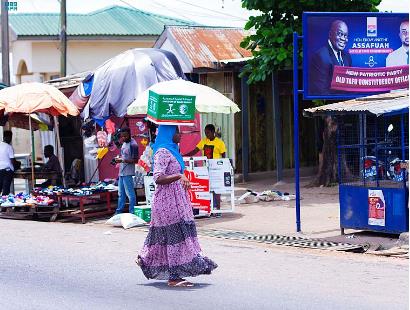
[58,0,67,186]
[60,0,66,77]
[1,0,10,86]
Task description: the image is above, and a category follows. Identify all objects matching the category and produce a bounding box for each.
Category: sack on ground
[106,213,146,228]
[120,213,146,229]
[106,214,123,227]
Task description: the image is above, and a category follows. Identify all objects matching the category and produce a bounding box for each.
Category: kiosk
[305,91,409,234]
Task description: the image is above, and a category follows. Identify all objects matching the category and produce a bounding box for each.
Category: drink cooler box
[134,206,151,223]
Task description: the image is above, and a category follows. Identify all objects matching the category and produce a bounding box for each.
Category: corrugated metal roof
[9,6,194,37]
[166,26,252,69]
[45,71,91,90]
[304,90,409,117]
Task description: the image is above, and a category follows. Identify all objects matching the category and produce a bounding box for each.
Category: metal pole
[374,116,379,187]
[241,75,249,182]
[53,116,66,187]
[29,115,35,189]
[1,0,10,86]
[293,32,301,232]
[400,114,406,185]
[400,114,405,160]
[60,0,67,77]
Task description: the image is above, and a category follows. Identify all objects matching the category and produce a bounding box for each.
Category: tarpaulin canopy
[304,90,409,117]
[81,48,185,120]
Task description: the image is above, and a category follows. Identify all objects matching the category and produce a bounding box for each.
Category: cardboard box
[147,90,196,126]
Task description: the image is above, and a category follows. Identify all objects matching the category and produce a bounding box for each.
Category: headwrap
[152,125,184,173]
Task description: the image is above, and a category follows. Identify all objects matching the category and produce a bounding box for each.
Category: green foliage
[240,0,382,84]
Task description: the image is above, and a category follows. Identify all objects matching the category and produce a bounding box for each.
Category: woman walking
[137,125,217,287]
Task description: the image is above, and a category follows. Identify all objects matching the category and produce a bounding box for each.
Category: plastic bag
[84,135,97,147]
[105,119,116,134]
[97,130,108,147]
[96,147,108,159]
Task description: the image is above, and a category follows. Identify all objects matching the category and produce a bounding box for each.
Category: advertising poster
[184,170,211,212]
[303,13,409,99]
[208,158,234,194]
[368,189,386,226]
[143,175,156,206]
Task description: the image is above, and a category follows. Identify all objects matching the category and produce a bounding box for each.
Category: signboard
[303,12,409,100]
[143,175,156,206]
[208,158,234,194]
[144,157,234,215]
[184,169,212,212]
[368,189,386,226]
[147,90,196,125]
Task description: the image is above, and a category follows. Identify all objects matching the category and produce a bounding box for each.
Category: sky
[12,0,409,28]
[13,0,253,27]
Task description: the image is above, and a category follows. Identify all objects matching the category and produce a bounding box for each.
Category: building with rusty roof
[154,26,252,72]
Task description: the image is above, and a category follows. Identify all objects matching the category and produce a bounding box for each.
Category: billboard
[303,12,409,100]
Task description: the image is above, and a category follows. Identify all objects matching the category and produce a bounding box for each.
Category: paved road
[0,219,408,310]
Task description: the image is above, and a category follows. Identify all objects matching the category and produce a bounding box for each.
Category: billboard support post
[293,32,303,232]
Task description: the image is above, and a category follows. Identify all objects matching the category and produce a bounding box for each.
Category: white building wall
[25,40,155,76]
[11,41,33,74]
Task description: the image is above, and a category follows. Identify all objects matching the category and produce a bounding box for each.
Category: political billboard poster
[303,12,409,100]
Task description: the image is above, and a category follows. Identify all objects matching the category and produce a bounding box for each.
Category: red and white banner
[331,65,409,92]
[184,170,211,212]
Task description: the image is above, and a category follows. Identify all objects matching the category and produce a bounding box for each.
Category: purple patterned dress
[138,148,217,280]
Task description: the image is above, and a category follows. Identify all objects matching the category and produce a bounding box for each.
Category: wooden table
[0,203,59,221]
[56,191,115,224]
[14,170,62,191]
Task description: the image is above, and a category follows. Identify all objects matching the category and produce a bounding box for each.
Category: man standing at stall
[184,124,226,216]
[0,130,15,195]
[184,124,226,160]
[115,127,139,215]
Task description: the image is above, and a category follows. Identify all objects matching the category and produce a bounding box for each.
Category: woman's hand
[180,174,191,190]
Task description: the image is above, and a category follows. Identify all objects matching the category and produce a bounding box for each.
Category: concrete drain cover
[199,229,368,252]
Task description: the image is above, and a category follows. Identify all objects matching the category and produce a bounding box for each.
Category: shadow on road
[137,281,212,290]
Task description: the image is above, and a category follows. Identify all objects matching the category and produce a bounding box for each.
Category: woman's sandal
[135,256,143,267]
[168,279,194,287]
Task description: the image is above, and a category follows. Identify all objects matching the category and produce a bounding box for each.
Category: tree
[240,0,381,186]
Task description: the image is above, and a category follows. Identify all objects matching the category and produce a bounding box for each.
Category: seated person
[40,145,62,187]
[68,158,82,186]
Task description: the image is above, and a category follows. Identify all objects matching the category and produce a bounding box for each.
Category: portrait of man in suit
[386,20,409,67]
[309,20,352,95]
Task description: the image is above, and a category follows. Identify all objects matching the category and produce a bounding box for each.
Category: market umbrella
[127,79,241,115]
[0,82,79,116]
[81,48,185,121]
[0,82,79,188]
